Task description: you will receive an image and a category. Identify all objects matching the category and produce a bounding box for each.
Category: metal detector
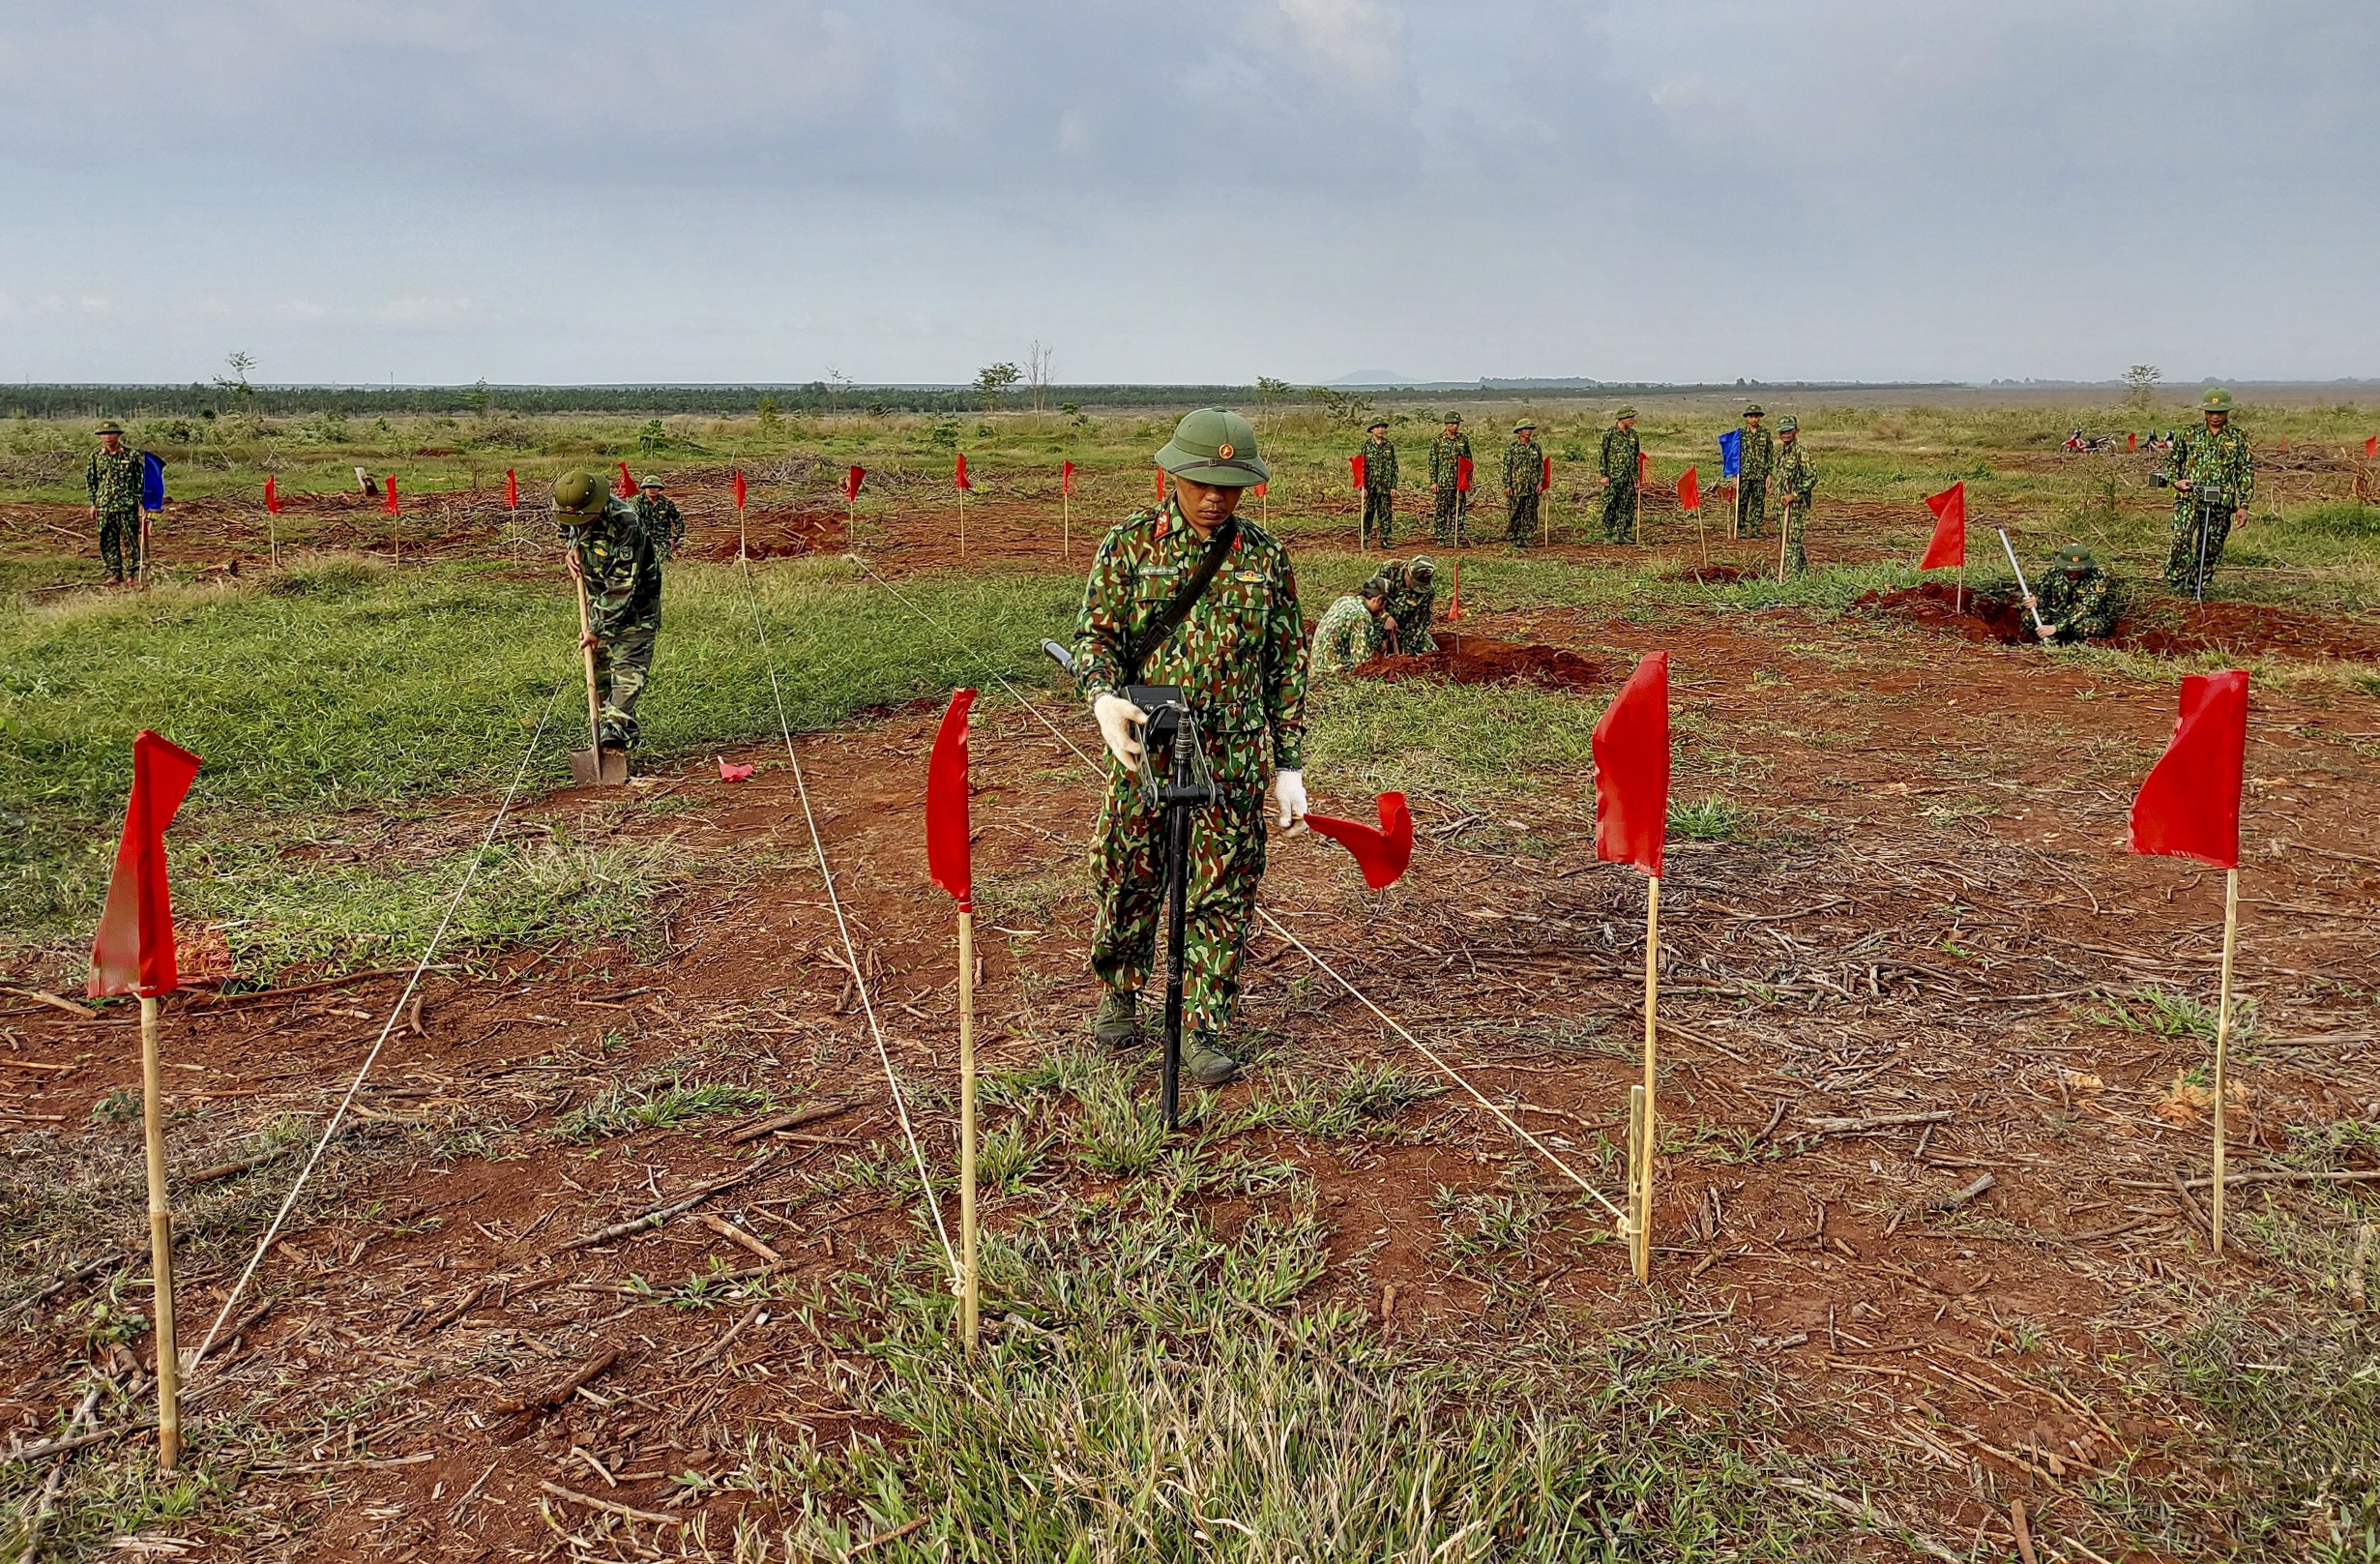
[2152,474,2232,603]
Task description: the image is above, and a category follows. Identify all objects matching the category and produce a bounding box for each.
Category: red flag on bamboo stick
[1593,653,1670,878]
[1306,792,1414,890]
[955,454,972,491]
[1921,482,1966,571]
[2129,670,2248,870]
[1446,557,1463,621]
[504,469,518,510]
[1638,450,1651,484]
[845,465,865,502]
[615,462,636,498]
[383,477,398,515]
[1541,454,1552,494]
[263,475,279,515]
[1455,456,1473,492]
[1061,459,1075,496]
[1676,466,1699,513]
[2367,435,2377,457]
[926,689,977,911]
[2128,432,2138,453]
[88,731,204,999]
[1253,481,1267,498]
[1350,453,1366,492]
[732,469,747,509]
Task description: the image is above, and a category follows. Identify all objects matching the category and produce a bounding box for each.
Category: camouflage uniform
[1774,437,1817,575]
[1502,436,1542,546]
[1073,499,1309,1035]
[1597,424,1640,543]
[1312,593,1385,674]
[87,445,144,578]
[1360,433,1398,548]
[1381,558,1436,654]
[634,492,687,561]
[1735,423,1774,538]
[558,496,665,747]
[2035,560,2125,643]
[1429,428,1472,546]
[2162,424,2255,591]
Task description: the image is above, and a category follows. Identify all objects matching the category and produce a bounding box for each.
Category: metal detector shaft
[1998,528,2051,638]
[1160,795,1190,1129]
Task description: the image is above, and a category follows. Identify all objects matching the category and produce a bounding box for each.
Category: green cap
[1744,403,1765,418]
[1362,575,1392,600]
[1614,406,1636,421]
[1778,415,1799,433]
[553,470,607,514]
[1154,407,1268,487]
[2052,546,2097,574]
[96,420,124,435]
[2201,388,2234,412]
[1513,419,1537,433]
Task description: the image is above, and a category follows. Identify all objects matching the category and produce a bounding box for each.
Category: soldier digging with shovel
[553,470,663,784]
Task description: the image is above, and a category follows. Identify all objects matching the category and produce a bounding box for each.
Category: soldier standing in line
[1359,418,1398,549]
[1380,555,1437,654]
[635,476,687,560]
[1313,575,1394,674]
[1072,408,1311,1088]
[85,421,144,584]
[553,470,668,759]
[1735,403,1775,538]
[1774,416,1818,575]
[1501,420,1543,546]
[1429,414,1471,547]
[1597,407,1641,544]
[2161,388,2255,593]
[2024,546,2127,644]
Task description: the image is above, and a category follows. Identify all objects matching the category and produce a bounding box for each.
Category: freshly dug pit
[1860,582,2380,660]
[706,508,847,561]
[1353,634,1602,692]
[1856,583,2031,645]
[1660,564,1759,584]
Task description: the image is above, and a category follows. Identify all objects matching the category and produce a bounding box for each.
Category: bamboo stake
[957,909,980,1355]
[1627,1084,1649,1282]
[1696,493,1708,571]
[576,569,604,757]
[1062,488,1070,563]
[140,512,153,590]
[2212,867,2240,1253]
[959,489,967,560]
[139,995,182,1470]
[738,502,748,565]
[1777,500,1792,583]
[1955,559,1964,617]
[1639,875,1660,1279]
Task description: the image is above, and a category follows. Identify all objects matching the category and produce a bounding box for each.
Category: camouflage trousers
[1780,499,1809,575]
[593,623,657,747]
[1363,487,1395,549]
[2164,499,2233,594]
[1600,482,1637,544]
[1734,478,1767,539]
[99,509,143,578]
[1505,490,1540,546]
[1432,487,1467,547]
[1090,761,1269,1036]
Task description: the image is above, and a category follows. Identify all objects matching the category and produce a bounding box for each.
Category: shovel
[569,566,629,787]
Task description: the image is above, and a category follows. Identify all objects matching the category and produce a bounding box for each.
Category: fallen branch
[550,1151,782,1255]
[1,988,99,1019]
[0,1252,133,1325]
[539,1479,683,1529]
[2182,1167,2380,1192]
[846,1516,928,1556]
[493,1347,622,1416]
[1803,1109,1954,1136]
[688,1303,767,1371]
[727,1100,851,1144]
[3,1417,158,1465]
[1771,1475,1963,1564]
[1928,1172,1996,1212]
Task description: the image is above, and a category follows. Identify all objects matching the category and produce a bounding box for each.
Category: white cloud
[1267,0,1403,84]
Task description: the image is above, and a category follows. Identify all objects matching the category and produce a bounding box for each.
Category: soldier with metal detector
[1052,408,1311,1112]
[2153,388,2255,599]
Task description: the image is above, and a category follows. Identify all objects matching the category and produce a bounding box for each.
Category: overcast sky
[3,1,2372,388]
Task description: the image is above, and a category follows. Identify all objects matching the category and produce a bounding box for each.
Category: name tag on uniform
[1138,565,1181,579]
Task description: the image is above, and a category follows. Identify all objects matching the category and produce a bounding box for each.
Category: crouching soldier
[1381,556,1437,654]
[1073,409,1311,1087]
[1314,575,1394,674]
[553,470,666,755]
[2025,546,2125,645]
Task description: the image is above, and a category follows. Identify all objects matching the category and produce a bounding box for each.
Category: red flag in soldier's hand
[504,469,518,509]
[845,465,865,502]
[1541,454,1552,493]
[615,462,636,498]
[926,690,977,909]
[263,475,279,515]
[732,469,747,509]
[2130,670,2248,869]
[1921,482,1966,570]
[383,477,398,515]
[1305,792,1414,890]
[1593,653,1670,877]
[1350,453,1366,492]
[1061,459,1075,496]
[89,731,204,999]
[1676,466,1699,513]
[1455,456,1473,492]
[955,454,972,491]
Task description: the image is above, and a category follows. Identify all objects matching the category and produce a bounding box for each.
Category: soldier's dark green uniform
[86,425,143,581]
[2162,390,2255,593]
[1313,581,1390,674]
[1381,556,1436,654]
[1503,421,1542,546]
[1429,418,1472,546]
[634,483,687,561]
[555,472,667,749]
[2030,546,2125,643]
[1360,422,1398,548]
[1597,409,1641,544]
[1774,417,1817,575]
[1735,405,1774,539]
[1073,410,1310,1082]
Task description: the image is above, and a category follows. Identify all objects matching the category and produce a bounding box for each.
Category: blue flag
[1718,429,1742,480]
[140,452,166,512]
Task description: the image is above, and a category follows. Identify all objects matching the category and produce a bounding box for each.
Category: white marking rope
[190,669,572,1379]
[737,558,959,1285]
[854,556,1627,1221]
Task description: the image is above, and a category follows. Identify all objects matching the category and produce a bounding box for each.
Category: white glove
[1092,692,1147,766]
[1273,769,1308,833]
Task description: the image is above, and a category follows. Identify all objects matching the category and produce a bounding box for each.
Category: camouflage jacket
[1312,594,1384,674]
[2037,567,2125,642]
[634,494,687,561]
[1738,425,1775,483]
[558,497,664,637]
[87,446,142,513]
[1360,436,1398,491]
[1429,431,1471,488]
[1382,561,1434,651]
[1072,500,1310,776]
[1502,439,1542,492]
[1598,426,1639,485]
[2165,425,2255,512]
[1774,439,1816,503]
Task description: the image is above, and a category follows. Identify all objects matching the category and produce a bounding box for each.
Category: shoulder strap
[1122,515,1239,683]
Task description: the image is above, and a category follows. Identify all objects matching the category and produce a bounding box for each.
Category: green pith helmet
[96,420,125,435]
[1443,413,1462,427]
[1362,575,1392,601]
[1513,419,1537,433]
[1614,406,1636,422]
[1743,403,1765,418]
[552,470,607,513]
[2052,546,2098,575]
[2201,388,2234,413]
[1778,415,1799,433]
[1406,555,1435,585]
[1153,407,1269,487]
[639,476,662,490]
[1366,419,1389,433]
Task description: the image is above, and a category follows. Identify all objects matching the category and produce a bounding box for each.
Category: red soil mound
[1353,634,1602,692]
[1861,582,2380,660]
[1660,564,1759,584]
[705,508,847,562]
[1856,583,2032,645]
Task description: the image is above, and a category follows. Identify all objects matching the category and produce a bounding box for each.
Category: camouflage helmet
[2200,388,2235,413]
[1154,407,1269,487]
[552,470,607,514]
[1405,555,1435,586]
[1362,575,1393,601]
[2051,546,2098,575]
[1778,415,1799,433]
